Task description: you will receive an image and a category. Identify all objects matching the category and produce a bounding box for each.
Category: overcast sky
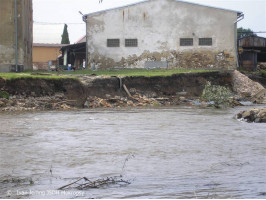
[33,0,266,43]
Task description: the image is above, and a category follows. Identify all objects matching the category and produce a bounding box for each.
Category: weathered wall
[0,0,33,72]
[32,45,61,70]
[33,46,61,62]
[86,0,238,69]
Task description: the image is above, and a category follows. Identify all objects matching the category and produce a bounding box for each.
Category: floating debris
[58,176,130,190]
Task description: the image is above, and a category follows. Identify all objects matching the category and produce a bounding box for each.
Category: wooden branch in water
[58,177,84,190]
[58,176,130,190]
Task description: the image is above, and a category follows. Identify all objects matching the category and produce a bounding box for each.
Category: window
[180,38,193,46]
[125,39,138,47]
[199,38,212,46]
[107,39,120,47]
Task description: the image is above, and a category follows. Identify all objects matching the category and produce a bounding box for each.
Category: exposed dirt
[0,70,265,112]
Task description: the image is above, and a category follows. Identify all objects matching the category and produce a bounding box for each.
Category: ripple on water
[0,106,265,198]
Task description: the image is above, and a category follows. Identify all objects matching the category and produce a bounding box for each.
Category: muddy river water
[0,106,265,199]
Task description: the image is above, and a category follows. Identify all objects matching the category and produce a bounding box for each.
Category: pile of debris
[237,108,266,123]
[85,93,165,108]
[231,70,265,101]
[257,63,266,71]
[0,93,74,112]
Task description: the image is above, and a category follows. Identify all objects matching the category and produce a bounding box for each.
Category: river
[0,106,265,199]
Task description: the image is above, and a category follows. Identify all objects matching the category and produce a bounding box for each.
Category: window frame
[107,39,120,47]
[125,39,138,47]
[180,38,193,46]
[199,38,213,46]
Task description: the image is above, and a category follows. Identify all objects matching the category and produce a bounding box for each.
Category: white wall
[86,0,238,69]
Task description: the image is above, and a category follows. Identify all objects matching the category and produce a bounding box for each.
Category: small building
[0,0,33,72]
[33,24,67,70]
[82,0,243,70]
[238,36,266,71]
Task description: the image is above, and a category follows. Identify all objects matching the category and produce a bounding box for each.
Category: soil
[0,71,265,112]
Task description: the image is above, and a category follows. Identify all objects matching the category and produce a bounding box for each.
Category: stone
[0,100,5,107]
[179,96,186,101]
[129,88,137,94]
[237,107,266,123]
[241,111,251,119]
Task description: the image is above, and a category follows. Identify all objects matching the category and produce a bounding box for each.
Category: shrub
[0,91,10,99]
[201,81,231,108]
[261,70,266,78]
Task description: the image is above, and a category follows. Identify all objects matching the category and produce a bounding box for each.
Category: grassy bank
[0,72,74,80]
[54,68,216,77]
[0,69,217,80]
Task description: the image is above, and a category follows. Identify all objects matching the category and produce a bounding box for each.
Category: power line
[238,31,266,33]
[34,21,84,25]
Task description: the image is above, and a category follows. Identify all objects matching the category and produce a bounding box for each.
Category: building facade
[32,44,63,70]
[0,0,33,72]
[84,0,242,69]
[238,36,266,71]
[33,24,66,70]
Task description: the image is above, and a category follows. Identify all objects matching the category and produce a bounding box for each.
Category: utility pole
[14,0,18,72]
[80,11,88,69]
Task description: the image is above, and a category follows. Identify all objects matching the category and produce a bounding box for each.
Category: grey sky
[33,0,266,43]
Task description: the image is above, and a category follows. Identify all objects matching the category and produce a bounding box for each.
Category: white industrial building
[83,0,243,69]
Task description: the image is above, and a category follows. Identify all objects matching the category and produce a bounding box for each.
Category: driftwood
[58,176,130,190]
[58,155,134,191]
[123,84,132,97]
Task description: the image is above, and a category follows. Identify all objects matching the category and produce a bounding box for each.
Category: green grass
[261,70,266,77]
[0,68,217,80]
[52,68,216,77]
[0,72,75,80]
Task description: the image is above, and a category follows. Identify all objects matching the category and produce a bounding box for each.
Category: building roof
[33,23,64,44]
[33,43,68,47]
[83,0,242,18]
[75,35,86,44]
[61,42,86,51]
[239,35,266,48]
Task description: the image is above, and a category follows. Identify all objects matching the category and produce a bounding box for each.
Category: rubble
[231,70,265,98]
[237,108,266,123]
[84,93,162,108]
[0,93,75,112]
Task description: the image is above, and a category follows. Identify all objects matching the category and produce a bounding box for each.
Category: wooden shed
[239,36,266,70]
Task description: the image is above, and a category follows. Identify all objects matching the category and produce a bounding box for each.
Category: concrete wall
[0,0,33,72]
[86,0,238,69]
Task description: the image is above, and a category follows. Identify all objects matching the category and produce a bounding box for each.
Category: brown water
[0,106,265,199]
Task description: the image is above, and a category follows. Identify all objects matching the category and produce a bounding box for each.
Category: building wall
[33,46,61,62]
[86,0,238,69]
[0,0,32,72]
[32,46,61,70]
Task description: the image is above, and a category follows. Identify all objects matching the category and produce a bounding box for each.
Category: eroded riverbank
[0,71,232,111]
[0,71,265,112]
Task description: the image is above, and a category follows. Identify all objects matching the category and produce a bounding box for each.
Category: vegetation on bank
[261,70,266,77]
[0,91,9,99]
[0,72,75,80]
[201,81,232,108]
[53,68,216,77]
[0,69,216,79]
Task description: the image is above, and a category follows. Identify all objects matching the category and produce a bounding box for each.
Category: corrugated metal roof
[83,0,242,18]
[33,23,64,44]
